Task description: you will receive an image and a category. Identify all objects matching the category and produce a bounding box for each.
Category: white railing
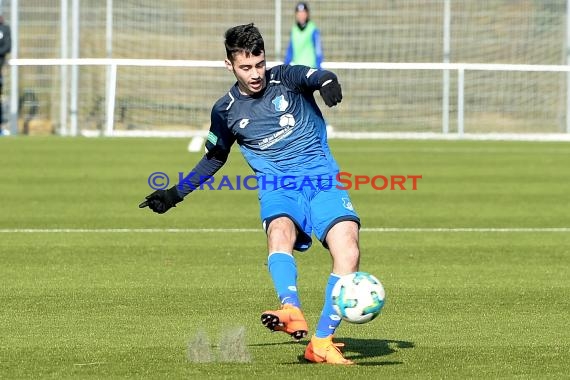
[9,58,570,141]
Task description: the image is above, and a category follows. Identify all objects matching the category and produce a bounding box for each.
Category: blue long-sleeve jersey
[201,65,339,195]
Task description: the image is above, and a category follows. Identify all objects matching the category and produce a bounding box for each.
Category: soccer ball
[331,272,385,324]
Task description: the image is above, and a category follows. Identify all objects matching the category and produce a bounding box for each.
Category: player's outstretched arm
[139,151,228,214]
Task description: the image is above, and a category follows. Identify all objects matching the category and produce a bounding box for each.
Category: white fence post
[566,0,570,133]
[275,0,282,62]
[9,0,18,135]
[442,0,451,134]
[69,0,79,136]
[457,67,465,137]
[60,0,68,136]
[105,62,117,136]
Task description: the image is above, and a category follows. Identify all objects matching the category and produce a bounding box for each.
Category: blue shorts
[259,178,360,252]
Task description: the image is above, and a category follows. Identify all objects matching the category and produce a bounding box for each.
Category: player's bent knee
[325,220,359,248]
[267,217,297,252]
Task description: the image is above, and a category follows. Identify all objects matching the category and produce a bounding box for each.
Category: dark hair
[224,23,265,62]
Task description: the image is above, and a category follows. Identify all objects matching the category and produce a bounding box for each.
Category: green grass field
[1,137,569,379]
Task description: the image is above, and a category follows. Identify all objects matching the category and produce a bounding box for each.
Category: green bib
[290,21,318,68]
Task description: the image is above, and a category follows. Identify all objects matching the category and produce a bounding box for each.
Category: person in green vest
[284,2,323,69]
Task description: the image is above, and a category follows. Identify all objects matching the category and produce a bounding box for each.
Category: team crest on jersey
[342,197,354,211]
[272,95,289,112]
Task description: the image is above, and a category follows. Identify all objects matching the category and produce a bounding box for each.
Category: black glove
[319,74,343,107]
[139,186,183,214]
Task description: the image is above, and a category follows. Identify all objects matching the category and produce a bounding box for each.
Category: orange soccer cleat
[261,304,308,340]
[304,335,355,365]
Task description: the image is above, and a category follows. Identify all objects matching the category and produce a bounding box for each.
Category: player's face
[295,10,309,25]
[225,51,267,96]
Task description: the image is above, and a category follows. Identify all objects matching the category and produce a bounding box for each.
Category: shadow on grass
[341,337,415,360]
[338,337,414,365]
[250,338,414,365]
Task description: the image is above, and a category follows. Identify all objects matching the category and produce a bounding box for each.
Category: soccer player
[140,23,359,365]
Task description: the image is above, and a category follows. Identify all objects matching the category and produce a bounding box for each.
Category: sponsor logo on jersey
[258,126,295,150]
[239,119,250,129]
[279,113,295,128]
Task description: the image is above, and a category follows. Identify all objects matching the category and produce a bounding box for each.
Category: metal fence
[2,0,570,137]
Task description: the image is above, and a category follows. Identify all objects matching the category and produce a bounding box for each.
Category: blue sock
[315,273,342,338]
[267,252,300,308]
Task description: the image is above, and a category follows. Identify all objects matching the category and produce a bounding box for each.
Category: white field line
[0,227,568,233]
[73,362,106,367]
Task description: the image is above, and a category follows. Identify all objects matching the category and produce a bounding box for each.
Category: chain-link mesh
[2,0,568,134]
